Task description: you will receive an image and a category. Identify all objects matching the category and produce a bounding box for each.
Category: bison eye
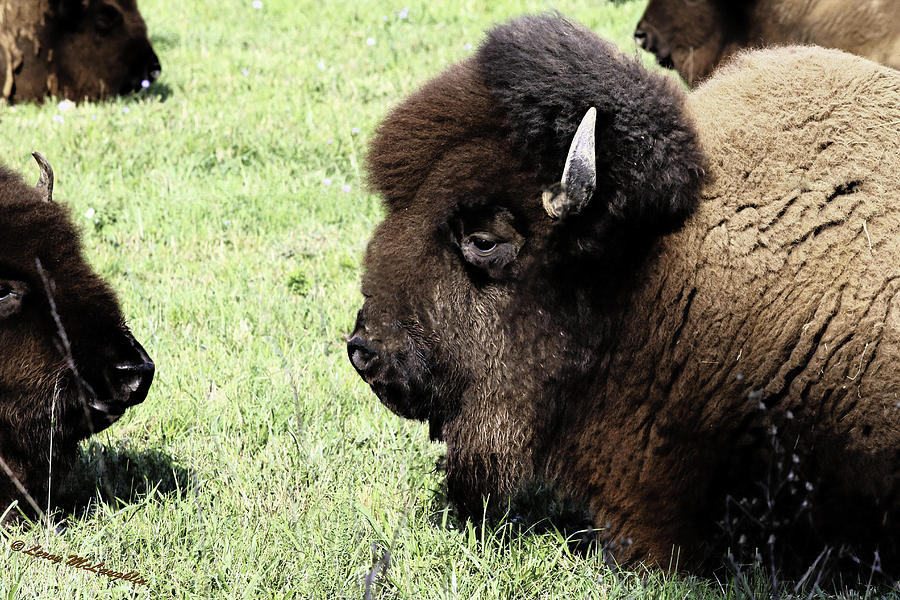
[469,234,497,255]
[0,280,27,319]
[461,232,518,275]
[95,5,123,33]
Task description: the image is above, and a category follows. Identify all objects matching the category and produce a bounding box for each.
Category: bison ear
[541,107,597,220]
[31,152,54,203]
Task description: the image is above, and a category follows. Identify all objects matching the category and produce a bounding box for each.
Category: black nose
[110,359,155,407]
[347,336,378,377]
[147,51,162,81]
[634,27,649,50]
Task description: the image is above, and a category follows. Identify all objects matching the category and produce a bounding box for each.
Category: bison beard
[351,12,900,582]
[0,154,154,518]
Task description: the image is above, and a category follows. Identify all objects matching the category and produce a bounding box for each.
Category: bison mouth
[68,331,155,438]
[655,52,675,70]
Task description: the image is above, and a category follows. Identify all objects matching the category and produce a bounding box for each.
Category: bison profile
[0,153,154,517]
[635,0,900,87]
[349,14,900,575]
[0,0,161,102]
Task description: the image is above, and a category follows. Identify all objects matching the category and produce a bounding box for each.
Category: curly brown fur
[0,159,153,517]
[635,0,900,87]
[0,0,160,103]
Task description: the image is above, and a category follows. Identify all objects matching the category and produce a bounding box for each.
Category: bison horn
[542,107,597,219]
[31,152,54,203]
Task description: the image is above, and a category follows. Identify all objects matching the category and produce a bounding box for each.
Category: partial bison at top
[349,14,900,576]
[0,154,154,517]
[0,0,161,102]
[635,0,900,87]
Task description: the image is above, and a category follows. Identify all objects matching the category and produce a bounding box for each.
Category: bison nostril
[634,29,649,50]
[347,336,378,375]
[112,360,155,404]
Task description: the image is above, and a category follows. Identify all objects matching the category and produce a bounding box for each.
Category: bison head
[0,153,154,516]
[635,0,749,86]
[349,15,704,517]
[3,0,161,101]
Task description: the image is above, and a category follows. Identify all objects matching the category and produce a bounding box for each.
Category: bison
[634,0,900,87]
[0,153,154,518]
[0,0,161,102]
[348,14,900,576]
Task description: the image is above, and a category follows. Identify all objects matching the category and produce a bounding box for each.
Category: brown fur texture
[351,13,900,577]
[0,158,153,516]
[0,0,160,102]
[635,0,900,87]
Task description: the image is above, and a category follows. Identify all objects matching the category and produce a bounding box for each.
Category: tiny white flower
[141,79,151,88]
[317,60,325,70]
[252,0,262,8]
[241,68,249,76]
[57,99,75,112]
[327,139,333,145]
[341,184,351,192]
[398,7,408,19]
[53,115,64,123]
[91,115,97,120]
[464,42,472,50]
[122,107,131,114]
[322,177,332,186]
[366,38,375,46]
[351,127,360,134]
[85,208,96,219]
[382,15,388,21]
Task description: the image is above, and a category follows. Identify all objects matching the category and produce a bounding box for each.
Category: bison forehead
[0,168,124,323]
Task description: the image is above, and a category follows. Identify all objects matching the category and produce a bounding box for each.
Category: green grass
[0,1,892,598]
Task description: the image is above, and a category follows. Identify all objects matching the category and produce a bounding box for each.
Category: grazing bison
[349,13,900,575]
[634,0,900,87]
[0,0,161,102]
[0,153,154,517]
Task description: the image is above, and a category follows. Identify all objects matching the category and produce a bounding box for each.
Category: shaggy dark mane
[477,14,704,231]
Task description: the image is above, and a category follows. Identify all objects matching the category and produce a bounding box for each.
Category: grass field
[0,1,894,598]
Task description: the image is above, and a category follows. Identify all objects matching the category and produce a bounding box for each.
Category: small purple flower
[366,38,375,46]
[341,184,351,193]
[327,139,333,145]
[141,79,151,89]
[322,178,332,186]
[398,7,408,19]
[351,127,360,134]
[317,60,325,70]
[241,69,249,76]
[252,0,262,8]
[53,115,64,123]
[224,220,231,226]
[464,42,472,50]
[122,107,131,114]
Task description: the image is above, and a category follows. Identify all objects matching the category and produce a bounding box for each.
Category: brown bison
[0,0,161,102]
[349,14,900,576]
[635,0,900,87]
[0,153,154,518]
